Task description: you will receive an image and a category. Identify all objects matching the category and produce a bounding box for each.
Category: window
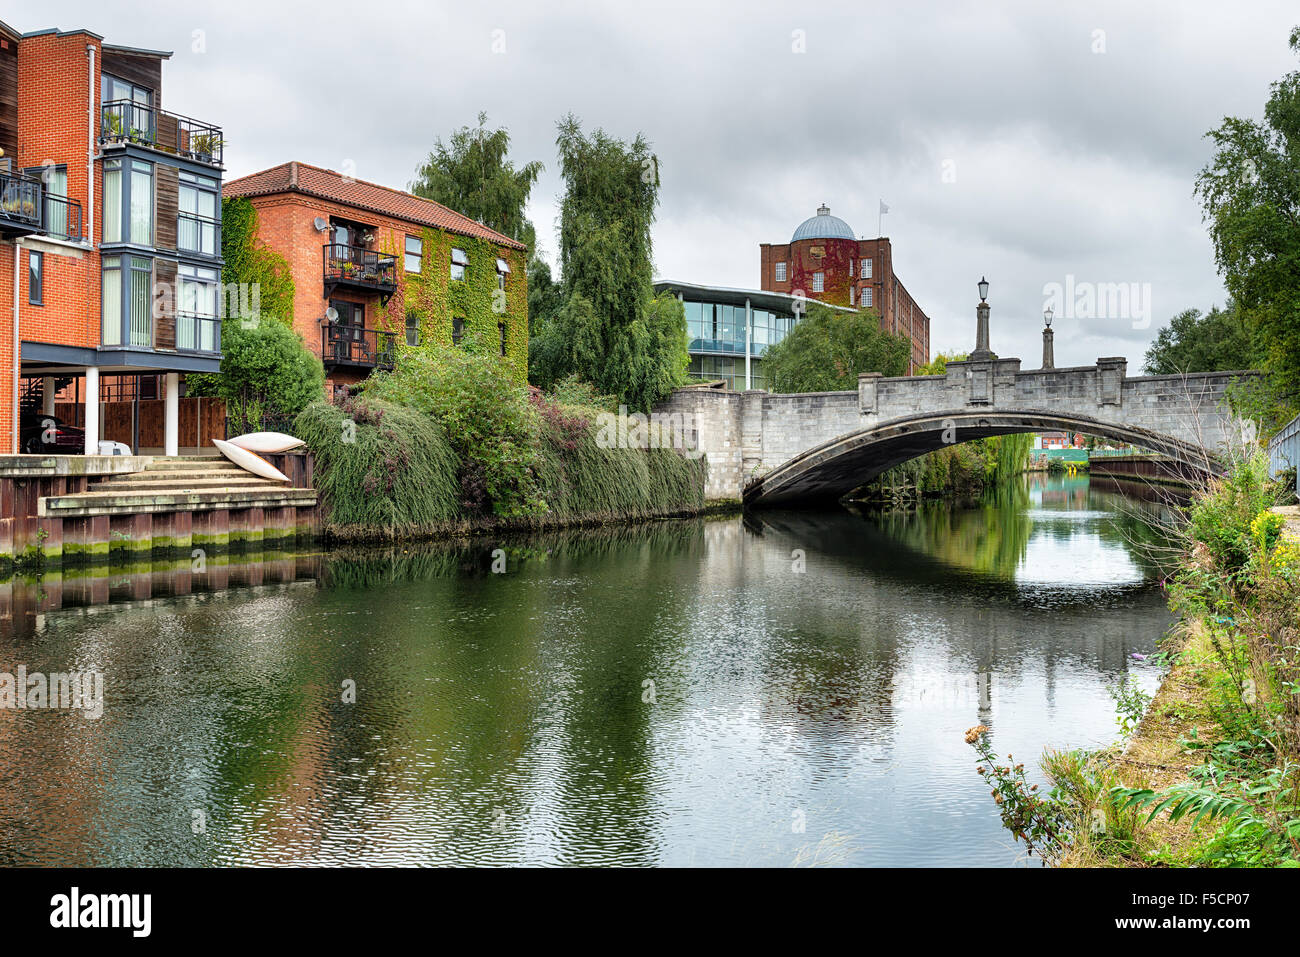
[330,300,363,327]
[128,256,152,346]
[848,259,854,278]
[774,261,786,283]
[102,74,153,142]
[178,263,219,351]
[28,250,43,305]
[130,161,153,245]
[405,235,423,273]
[178,171,218,255]
[451,317,465,344]
[405,312,420,346]
[496,256,510,291]
[812,272,824,293]
[102,256,122,345]
[450,247,467,281]
[103,159,122,243]
[862,258,872,278]
[862,287,873,308]
[848,285,854,307]
[499,321,508,356]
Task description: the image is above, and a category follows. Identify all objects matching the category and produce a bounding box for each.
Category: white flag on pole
[879,200,890,215]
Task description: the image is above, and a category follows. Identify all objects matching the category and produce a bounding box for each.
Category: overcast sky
[32,0,1300,367]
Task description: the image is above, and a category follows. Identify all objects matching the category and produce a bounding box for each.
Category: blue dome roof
[792,204,856,242]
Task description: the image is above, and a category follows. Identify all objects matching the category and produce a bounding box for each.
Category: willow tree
[531,115,686,411]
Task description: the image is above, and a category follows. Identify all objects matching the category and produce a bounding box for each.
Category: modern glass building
[653,279,856,391]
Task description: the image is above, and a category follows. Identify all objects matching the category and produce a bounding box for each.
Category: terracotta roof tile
[223,161,527,251]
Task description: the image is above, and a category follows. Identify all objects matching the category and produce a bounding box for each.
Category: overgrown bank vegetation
[967,454,1300,867]
[294,343,707,540]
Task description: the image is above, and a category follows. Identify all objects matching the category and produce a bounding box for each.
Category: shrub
[294,397,459,533]
[365,342,542,517]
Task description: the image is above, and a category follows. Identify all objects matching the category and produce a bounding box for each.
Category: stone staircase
[38,455,316,519]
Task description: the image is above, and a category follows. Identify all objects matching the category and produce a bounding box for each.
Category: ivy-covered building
[223,161,528,397]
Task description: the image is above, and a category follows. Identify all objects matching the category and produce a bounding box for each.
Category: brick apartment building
[223,162,529,397]
[0,20,226,455]
[759,205,931,373]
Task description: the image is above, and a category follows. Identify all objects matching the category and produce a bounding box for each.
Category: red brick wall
[0,32,103,450]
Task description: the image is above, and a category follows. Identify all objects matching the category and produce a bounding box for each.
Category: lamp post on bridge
[969,276,994,360]
[1042,306,1055,370]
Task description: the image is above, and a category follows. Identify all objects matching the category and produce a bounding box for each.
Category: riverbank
[974,454,1300,868]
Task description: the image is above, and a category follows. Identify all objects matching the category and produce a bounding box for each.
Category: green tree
[916,351,968,376]
[544,115,685,410]
[762,303,911,393]
[1142,305,1258,374]
[409,111,543,249]
[527,256,564,337]
[187,197,320,429]
[1195,26,1300,402]
[190,318,325,431]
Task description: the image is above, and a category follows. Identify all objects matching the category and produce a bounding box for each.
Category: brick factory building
[223,162,529,398]
[759,205,931,373]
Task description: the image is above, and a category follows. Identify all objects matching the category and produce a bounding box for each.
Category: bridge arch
[743,409,1224,507]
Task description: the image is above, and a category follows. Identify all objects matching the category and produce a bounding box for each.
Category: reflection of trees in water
[853,480,1035,582]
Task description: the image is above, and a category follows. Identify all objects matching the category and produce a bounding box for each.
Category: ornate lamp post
[970,277,994,360]
[1042,305,1055,370]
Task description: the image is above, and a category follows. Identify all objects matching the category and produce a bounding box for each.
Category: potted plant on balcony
[191,132,217,164]
[20,199,37,220]
[104,113,125,141]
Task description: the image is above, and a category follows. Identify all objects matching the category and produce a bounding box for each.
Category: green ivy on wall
[220,197,296,322]
[375,228,528,383]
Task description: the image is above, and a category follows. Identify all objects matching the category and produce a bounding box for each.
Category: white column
[42,377,56,416]
[164,372,180,457]
[744,298,752,391]
[83,366,99,455]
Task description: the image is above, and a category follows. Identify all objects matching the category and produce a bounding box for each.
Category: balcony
[101,100,224,168]
[320,321,398,371]
[0,170,42,237]
[42,193,83,242]
[323,244,398,300]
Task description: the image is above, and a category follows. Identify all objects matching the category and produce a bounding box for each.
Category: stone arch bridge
[654,355,1256,507]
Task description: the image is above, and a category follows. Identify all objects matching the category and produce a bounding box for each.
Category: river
[0,474,1178,866]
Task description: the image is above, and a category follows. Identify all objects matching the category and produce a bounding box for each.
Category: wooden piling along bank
[0,453,320,570]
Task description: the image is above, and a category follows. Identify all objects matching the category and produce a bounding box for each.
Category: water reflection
[0,476,1175,866]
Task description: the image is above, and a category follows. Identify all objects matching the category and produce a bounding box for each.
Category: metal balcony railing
[42,192,83,241]
[176,313,222,355]
[323,243,398,293]
[320,322,398,370]
[0,170,42,233]
[101,100,224,167]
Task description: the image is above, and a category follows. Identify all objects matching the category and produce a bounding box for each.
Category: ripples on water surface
[0,475,1177,866]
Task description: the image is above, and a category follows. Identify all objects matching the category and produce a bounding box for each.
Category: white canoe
[227,431,306,454]
[213,438,291,483]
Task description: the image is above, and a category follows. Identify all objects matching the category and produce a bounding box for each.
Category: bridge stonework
[656,356,1254,506]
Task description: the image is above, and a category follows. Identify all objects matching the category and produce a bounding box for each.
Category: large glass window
[102,74,153,141]
[103,159,122,243]
[862,258,872,278]
[178,263,219,351]
[774,262,786,282]
[812,272,825,293]
[101,256,122,345]
[450,247,467,281]
[130,161,153,245]
[128,257,152,346]
[179,171,217,255]
[862,286,873,308]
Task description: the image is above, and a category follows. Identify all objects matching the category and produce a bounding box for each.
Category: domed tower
[759,204,931,374]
